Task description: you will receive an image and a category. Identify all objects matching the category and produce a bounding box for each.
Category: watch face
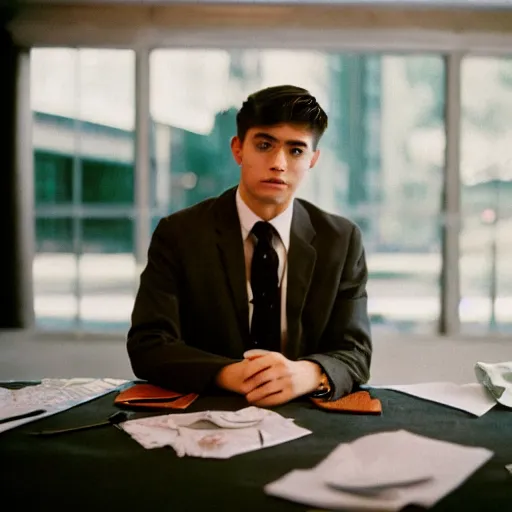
[311,373,331,399]
[311,388,330,398]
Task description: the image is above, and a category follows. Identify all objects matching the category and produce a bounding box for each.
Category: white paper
[265,430,493,511]
[475,361,512,408]
[324,448,433,493]
[120,406,312,458]
[0,378,128,434]
[371,382,496,416]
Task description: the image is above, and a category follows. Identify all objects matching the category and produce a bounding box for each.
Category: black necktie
[250,221,281,352]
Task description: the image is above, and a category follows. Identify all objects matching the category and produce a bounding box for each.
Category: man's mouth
[262,178,287,185]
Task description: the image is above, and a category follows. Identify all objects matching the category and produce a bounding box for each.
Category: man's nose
[270,149,287,171]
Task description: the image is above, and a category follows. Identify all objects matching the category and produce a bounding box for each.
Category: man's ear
[309,149,320,169]
[230,136,243,165]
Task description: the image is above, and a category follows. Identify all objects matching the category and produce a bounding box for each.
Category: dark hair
[236,85,328,147]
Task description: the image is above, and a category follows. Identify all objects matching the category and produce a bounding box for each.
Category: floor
[1,329,510,385]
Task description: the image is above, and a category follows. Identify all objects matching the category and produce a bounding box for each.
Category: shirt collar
[235,186,293,251]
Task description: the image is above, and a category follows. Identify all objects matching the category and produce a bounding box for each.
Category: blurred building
[3,2,512,336]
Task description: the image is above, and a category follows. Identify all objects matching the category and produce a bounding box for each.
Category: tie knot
[251,221,275,244]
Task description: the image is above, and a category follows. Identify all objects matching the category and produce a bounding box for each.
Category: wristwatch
[310,371,332,399]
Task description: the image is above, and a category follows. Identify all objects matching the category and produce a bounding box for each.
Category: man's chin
[254,186,293,203]
[255,193,289,205]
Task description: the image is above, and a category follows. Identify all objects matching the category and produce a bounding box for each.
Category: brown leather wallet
[114,383,199,410]
[311,390,382,415]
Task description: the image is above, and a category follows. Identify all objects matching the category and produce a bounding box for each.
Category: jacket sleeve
[301,224,372,400]
[127,219,238,394]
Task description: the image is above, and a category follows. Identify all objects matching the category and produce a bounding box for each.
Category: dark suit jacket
[127,187,372,400]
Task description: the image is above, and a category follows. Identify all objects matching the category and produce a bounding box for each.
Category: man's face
[231,123,320,213]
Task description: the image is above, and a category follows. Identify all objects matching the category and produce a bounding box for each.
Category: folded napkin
[475,361,512,408]
[265,430,493,511]
[120,406,311,458]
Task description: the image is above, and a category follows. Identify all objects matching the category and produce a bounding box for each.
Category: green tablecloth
[1,383,511,511]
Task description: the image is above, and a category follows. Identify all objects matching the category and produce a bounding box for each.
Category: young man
[127,85,372,407]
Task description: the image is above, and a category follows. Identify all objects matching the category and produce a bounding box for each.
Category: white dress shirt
[235,187,293,350]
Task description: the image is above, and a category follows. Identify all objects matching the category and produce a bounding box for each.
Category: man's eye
[256,142,271,150]
[290,148,303,156]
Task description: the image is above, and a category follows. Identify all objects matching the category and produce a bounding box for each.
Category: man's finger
[243,354,276,381]
[251,396,285,408]
[243,349,270,360]
[246,377,287,404]
[249,388,290,408]
[243,366,285,394]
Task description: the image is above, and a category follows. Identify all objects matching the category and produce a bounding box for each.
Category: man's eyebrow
[253,132,309,148]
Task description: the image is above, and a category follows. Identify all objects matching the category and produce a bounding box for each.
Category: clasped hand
[216,349,322,407]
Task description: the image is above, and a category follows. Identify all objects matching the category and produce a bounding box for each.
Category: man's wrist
[304,362,332,399]
[294,360,323,395]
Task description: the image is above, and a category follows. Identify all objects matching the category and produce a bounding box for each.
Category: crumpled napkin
[475,361,512,408]
[119,406,311,458]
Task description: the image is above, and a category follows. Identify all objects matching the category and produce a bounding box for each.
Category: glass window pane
[80,219,136,332]
[150,50,445,334]
[35,218,73,252]
[81,158,134,205]
[82,218,133,254]
[34,218,77,330]
[461,57,512,335]
[31,48,136,333]
[34,150,73,205]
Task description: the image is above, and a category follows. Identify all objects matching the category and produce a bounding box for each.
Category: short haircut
[236,85,328,147]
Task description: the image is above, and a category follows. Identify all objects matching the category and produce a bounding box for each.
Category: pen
[0,409,46,425]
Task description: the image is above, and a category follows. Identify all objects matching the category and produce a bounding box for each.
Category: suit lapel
[214,188,250,346]
[285,201,317,360]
